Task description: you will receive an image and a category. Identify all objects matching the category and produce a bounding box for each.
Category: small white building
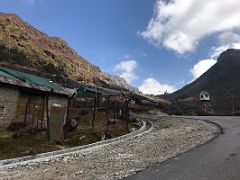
[199,91,210,101]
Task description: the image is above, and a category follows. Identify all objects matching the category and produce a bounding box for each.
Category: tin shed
[0,66,72,142]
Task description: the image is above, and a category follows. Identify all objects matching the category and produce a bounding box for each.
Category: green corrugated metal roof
[75,86,102,98]
[0,69,16,79]
[0,66,63,91]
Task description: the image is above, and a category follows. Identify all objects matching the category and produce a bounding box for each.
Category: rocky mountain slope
[0,13,132,90]
[167,49,240,115]
[104,73,139,92]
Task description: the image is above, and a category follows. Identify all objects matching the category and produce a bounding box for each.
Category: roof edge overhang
[0,76,69,97]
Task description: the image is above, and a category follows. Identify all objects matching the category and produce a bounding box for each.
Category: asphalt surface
[125,116,240,180]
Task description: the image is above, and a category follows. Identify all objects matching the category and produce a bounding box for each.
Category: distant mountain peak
[218,49,240,62]
[167,48,240,115]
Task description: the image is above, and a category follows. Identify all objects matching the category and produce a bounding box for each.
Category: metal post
[24,96,32,124]
[46,95,50,140]
[106,96,111,134]
[92,97,96,127]
[41,97,45,129]
[64,97,71,138]
[126,100,130,132]
[231,91,235,116]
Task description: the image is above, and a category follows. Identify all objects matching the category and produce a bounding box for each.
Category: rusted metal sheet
[49,103,67,143]
[0,76,50,92]
[0,75,69,96]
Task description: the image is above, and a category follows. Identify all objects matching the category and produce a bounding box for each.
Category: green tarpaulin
[0,66,63,91]
[75,86,102,98]
[0,69,16,79]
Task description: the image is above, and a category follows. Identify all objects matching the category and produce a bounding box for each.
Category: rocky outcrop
[104,73,139,92]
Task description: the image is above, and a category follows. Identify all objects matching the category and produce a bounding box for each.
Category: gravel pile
[0,115,220,180]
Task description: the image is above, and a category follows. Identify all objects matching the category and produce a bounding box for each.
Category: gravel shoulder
[0,115,220,180]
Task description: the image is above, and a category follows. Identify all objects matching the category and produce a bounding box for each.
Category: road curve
[125,116,240,180]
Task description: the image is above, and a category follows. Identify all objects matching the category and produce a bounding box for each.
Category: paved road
[125,116,240,180]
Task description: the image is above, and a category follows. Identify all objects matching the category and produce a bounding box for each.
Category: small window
[0,106,6,113]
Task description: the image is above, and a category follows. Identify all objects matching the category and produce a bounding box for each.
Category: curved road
[125,116,240,180]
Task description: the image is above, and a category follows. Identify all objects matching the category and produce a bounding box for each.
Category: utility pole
[231,91,235,116]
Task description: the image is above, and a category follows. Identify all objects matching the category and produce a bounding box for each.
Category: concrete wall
[0,86,19,129]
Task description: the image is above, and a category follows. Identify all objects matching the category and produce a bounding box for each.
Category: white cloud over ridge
[138,78,176,95]
[141,0,240,54]
[190,31,240,82]
[190,30,240,82]
[190,59,217,81]
[211,31,240,58]
[115,60,138,84]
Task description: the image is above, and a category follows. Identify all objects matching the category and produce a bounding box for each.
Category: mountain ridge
[166,49,240,115]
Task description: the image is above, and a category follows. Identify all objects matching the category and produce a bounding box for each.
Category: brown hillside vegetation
[0,13,120,88]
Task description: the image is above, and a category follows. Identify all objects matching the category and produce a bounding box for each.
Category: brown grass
[0,112,139,160]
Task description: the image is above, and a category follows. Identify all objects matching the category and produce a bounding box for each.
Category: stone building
[0,66,72,142]
[0,85,19,128]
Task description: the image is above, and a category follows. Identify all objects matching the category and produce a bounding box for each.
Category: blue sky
[1,0,240,94]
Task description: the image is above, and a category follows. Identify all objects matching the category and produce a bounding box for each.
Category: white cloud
[210,31,240,58]
[218,31,240,45]
[138,78,176,95]
[190,31,240,82]
[115,60,138,84]
[211,43,240,59]
[190,59,217,81]
[141,0,240,54]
